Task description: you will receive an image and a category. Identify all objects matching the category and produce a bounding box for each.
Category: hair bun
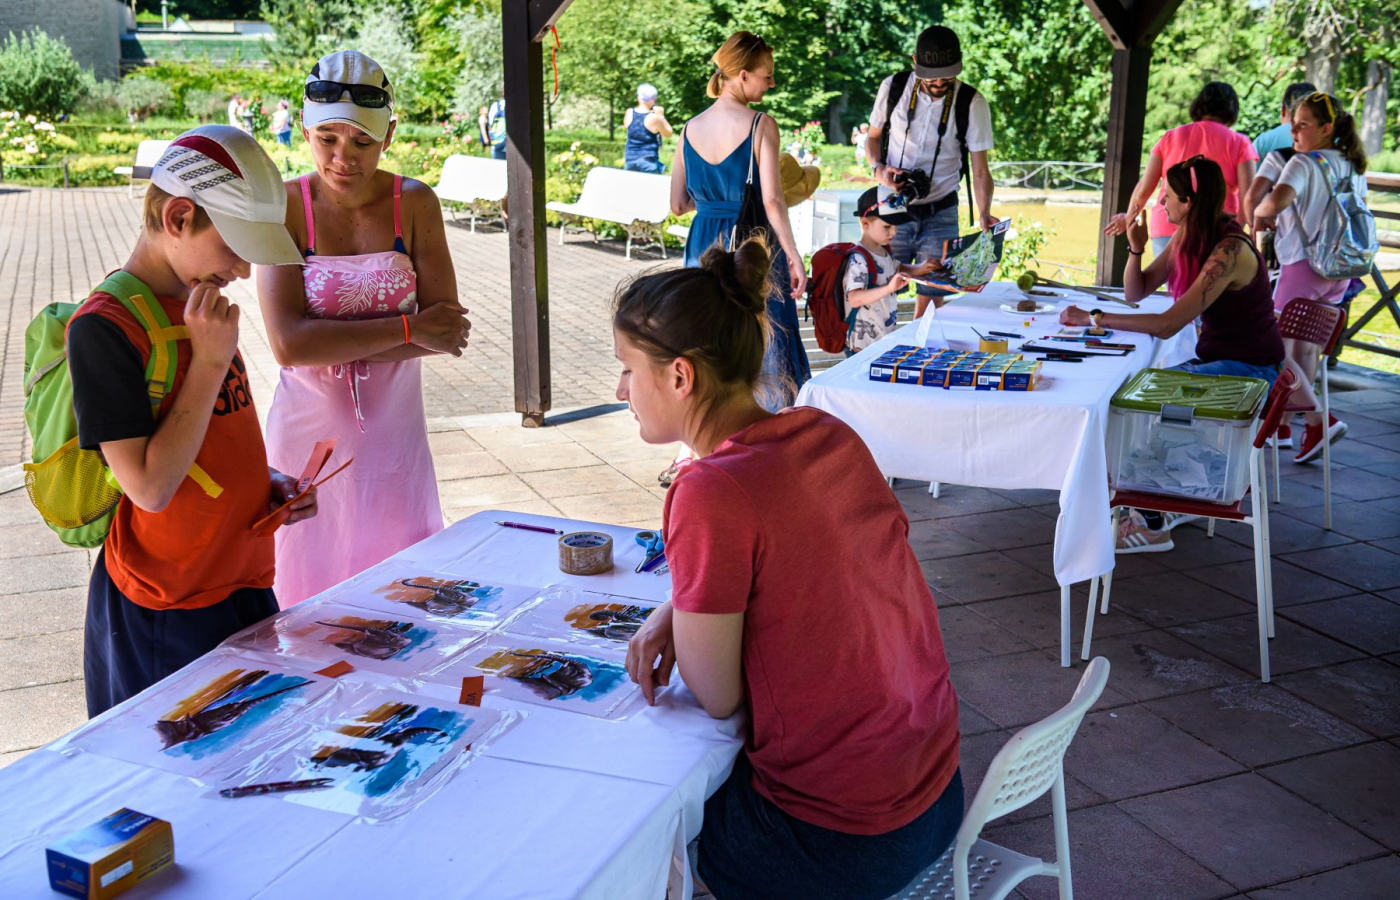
[699,237,770,316]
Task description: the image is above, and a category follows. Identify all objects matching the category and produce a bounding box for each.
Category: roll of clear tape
[559,531,614,576]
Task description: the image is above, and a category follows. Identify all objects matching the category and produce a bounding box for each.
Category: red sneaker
[1294,417,1347,463]
[1269,423,1293,450]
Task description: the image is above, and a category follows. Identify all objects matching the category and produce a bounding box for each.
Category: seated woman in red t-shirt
[615,237,963,900]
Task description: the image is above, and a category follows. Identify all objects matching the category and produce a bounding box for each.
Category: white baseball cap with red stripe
[150,125,301,266]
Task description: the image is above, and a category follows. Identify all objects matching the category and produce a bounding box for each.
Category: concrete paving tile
[908,519,994,561]
[432,450,510,481]
[1353,429,1400,452]
[1083,630,1254,702]
[1146,682,1371,768]
[970,589,1151,652]
[922,551,1059,604]
[1361,461,1400,479]
[519,465,639,500]
[1276,659,1400,738]
[551,489,663,528]
[986,487,1061,506]
[600,458,677,492]
[1181,559,1356,608]
[436,473,539,509]
[1169,614,1365,677]
[1067,704,1243,800]
[1284,465,1400,501]
[1151,524,1260,570]
[0,523,71,561]
[1342,402,1400,426]
[1327,389,1397,409]
[1246,855,1400,900]
[1280,594,1400,656]
[1105,572,1255,629]
[0,630,83,691]
[0,491,45,527]
[1119,773,1384,891]
[986,804,1234,900]
[958,700,1000,737]
[0,681,87,753]
[0,551,90,598]
[1261,742,1400,850]
[487,443,606,473]
[1281,543,1400,593]
[1328,439,1400,469]
[896,484,1023,521]
[1278,500,1400,542]
[949,649,1132,730]
[441,498,562,525]
[1002,542,1170,579]
[0,748,34,770]
[465,423,579,452]
[940,508,1061,551]
[0,587,86,640]
[573,437,677,466]
[426,429,484,455]
[1209,515,1353,555]
[936,606,1036,663]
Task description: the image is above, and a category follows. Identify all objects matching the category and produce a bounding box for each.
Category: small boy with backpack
[26,125,316,716]
[808,186,937,356]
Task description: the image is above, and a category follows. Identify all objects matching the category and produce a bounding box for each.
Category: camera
[891,168,932,207]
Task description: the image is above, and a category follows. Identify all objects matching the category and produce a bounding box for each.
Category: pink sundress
[264,174,443,607]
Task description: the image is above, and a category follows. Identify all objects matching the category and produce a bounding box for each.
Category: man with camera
[867,26,995,316]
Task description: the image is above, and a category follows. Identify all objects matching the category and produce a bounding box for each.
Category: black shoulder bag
[729,113,769,248]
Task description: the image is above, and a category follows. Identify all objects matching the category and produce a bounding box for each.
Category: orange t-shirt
[68,291,275,610]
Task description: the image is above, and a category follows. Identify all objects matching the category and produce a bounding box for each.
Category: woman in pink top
[1106,82,1258,257]
[257,51,470,606]
[617,237,962,900]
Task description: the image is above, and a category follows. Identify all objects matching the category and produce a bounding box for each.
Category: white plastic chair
[435,154,508,231]
[887,658,1111,900]
[113,140,172,198]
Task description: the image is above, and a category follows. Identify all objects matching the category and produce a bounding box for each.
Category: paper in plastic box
[47,809,173,900]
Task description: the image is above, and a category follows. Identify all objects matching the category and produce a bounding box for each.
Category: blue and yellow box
[974,360,1043,392]
[47,809,174,900]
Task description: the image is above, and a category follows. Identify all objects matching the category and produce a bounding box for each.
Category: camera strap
[894,79,955,192]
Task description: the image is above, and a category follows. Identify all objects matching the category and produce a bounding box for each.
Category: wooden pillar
[502,0,567,427]
[1096,45,1151,286]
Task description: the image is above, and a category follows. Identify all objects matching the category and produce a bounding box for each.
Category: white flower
[24,114,36,124]
[35,121,53,132]
[24,142,39,154]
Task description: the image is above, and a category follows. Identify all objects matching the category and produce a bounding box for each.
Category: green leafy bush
[184,89,227,123]
[115,78,173,120]
[0,29,94,119]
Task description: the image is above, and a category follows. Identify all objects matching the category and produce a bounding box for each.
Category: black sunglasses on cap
[304,80,391,109]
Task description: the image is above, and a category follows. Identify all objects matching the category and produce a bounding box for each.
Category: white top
[869,77,993,204]
[271,108,290,134]
[227,97,241,128]
[845,245,900,352]
[1273,149,1367,265]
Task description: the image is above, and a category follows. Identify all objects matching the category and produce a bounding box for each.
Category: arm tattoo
[1195,238,1243,317]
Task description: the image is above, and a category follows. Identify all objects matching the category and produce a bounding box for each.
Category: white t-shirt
[1273,149,1368,266]
[869,77,993,205]
[227,99,241,128]
[844,246,900,352]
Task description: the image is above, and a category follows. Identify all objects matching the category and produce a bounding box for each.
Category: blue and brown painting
[307,700,471,799]
[155,668,313,760]
[311,615,437,661]
[375,576,506,620]
[478,647,627,704]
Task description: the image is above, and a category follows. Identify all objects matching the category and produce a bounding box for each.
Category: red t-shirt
[665,407,960,835]
[68,291,275,611]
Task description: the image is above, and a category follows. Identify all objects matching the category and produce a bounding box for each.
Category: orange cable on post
[549,26,561,102]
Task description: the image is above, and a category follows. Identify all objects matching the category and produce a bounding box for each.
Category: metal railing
[1341,171,1400,360]
[990,161,1104,191]
[0,159,70,188]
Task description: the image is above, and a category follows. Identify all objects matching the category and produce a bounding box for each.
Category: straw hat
[779,153,821,207]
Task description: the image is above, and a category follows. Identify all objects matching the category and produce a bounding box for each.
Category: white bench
[435,154,507,231]
[546,166,671,259]
[113,140,172,198]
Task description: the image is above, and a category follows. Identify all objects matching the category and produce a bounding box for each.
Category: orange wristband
[401,314,411,345]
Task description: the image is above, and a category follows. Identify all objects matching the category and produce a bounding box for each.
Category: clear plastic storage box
[1106,369,1268,505]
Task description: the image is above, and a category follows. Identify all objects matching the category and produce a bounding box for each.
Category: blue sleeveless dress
[682,125,811,408]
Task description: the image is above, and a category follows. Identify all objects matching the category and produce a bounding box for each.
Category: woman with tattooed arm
[1061,155,1285,553]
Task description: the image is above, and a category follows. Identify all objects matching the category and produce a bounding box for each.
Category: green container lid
[1111,368,1267,421]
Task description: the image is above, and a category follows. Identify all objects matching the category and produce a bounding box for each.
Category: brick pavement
[2,186,1399,899]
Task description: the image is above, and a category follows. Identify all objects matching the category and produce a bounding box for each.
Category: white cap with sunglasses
[301,50,395,142]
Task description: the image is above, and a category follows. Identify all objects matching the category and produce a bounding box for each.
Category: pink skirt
[1273,261,1347,314]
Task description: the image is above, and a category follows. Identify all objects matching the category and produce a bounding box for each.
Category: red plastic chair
[1084,369,1298,682]
[1274,299,1345,528]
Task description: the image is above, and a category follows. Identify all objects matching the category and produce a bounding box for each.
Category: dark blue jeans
[84,549,279,717]
[697,754,964,900]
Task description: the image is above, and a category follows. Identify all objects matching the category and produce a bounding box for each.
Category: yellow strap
[148,325,189,343]
[128,292,174,387]
[187,463,223,499]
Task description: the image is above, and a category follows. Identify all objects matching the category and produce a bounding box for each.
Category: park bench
[113,140,172,198]
[435,154,507,232]
[546,166,670,259]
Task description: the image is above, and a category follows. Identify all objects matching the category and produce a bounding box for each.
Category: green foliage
[447,2,503,122]
[184,88,227,122]
[1000,218,1055,274]
[115,78,174,120]
[0,30,95,119]
[354,4,426,119]
[258,0,352,69]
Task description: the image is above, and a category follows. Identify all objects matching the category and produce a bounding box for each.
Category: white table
[0,512,743,900]
[798,281,1196,665]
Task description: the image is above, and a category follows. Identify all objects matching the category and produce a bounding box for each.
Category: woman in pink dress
[1105,82,1258,257]
[257,50,470,606]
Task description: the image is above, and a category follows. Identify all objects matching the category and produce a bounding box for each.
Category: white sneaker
[1162,513,1200,531]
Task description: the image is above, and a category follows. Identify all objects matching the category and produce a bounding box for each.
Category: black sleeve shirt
[67,312,156,451]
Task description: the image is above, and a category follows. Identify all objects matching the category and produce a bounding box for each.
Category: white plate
[999,301,1058,315]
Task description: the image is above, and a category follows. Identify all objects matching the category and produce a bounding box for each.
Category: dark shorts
[697,754,964,900]
[84,549,279,718]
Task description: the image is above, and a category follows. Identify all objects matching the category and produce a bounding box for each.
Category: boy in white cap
[67,124,317,716]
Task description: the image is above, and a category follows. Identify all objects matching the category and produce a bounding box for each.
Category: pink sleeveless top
[263,174,443,607]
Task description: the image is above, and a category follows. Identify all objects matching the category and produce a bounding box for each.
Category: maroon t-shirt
[666,407,960,835]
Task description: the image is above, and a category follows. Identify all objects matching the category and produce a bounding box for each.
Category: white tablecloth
[0,512,743,900]
[799,281,1195,591]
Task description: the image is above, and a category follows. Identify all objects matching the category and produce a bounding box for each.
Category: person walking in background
[257,50,470,607]
[1253,92,1369,463]
[227,93,243,129]
[481,90,507,160]
[623,84,673,174]
[1105,81,1257,257]
[271,99,293,148]
[852,122,870,166]
[1253,81,1317,159]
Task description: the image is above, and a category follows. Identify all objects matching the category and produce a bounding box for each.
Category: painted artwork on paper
[375,576,504,618]
[156,668,316,757]
[311,615,436,662]
[215,684,514,819]
[509,588,658,647]
[324,563,540,629]
[440,637,639,718]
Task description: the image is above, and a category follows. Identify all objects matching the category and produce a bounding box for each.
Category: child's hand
[269,469,318,525]
[907,257,940,277]
[185,280,240,369]
[888,273,911,294]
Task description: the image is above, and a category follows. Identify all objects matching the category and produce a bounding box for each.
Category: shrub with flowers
[439,113,481,145]
[1,111,61,164]
[787,121,824,161]
[553,141,598,194]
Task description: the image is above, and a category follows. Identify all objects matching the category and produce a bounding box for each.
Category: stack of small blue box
[868,345,1043,391]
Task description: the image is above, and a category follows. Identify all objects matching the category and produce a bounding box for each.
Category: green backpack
[22,271,221,548]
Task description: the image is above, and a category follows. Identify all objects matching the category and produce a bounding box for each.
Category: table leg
[928,481,942,498]
[1060,585,1071,667]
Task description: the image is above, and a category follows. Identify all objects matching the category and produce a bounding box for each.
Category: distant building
[0,0,130,81]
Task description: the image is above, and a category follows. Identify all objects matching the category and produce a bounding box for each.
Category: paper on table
[508,587,660,649]
[323,559,542,630]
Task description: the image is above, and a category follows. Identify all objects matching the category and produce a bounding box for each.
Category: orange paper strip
[459,675,484,707]
[251,456,354,536]
[315,660,354,679]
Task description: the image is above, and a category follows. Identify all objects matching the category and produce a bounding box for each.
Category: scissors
[635,530,666,573]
